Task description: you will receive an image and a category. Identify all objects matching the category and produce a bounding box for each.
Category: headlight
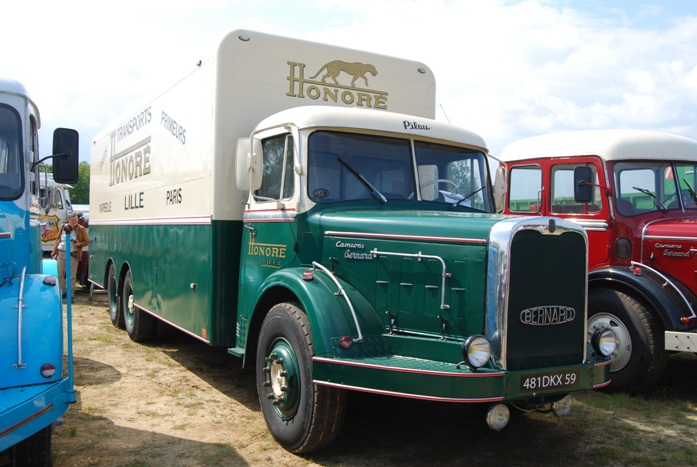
[462,335,491,369]
[486,403,510,431]
[591,327,617,357]
[552,395,573,417]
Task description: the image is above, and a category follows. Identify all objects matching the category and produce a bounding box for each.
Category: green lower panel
[313,355,505,402]
[88,220,241,346]
[312,356,611,403]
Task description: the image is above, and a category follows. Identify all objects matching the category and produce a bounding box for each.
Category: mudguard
[589,266,696,331]
[0,273,63,389]
[252,266,386,357]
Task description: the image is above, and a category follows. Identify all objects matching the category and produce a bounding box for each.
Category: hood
[311,207,505,244]
[643,218,697,292]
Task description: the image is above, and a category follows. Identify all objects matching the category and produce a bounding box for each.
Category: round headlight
[462,335,491,369]
[486,403,510,431]
[592,327,617,357]
[552,395,573,417]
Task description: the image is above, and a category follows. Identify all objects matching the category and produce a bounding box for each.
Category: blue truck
[0,78,79,466]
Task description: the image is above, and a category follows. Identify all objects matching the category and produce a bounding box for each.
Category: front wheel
[256,302,346,454]
[588,288,668,393]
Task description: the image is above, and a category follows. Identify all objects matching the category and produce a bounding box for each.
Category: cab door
[240,130,298,300]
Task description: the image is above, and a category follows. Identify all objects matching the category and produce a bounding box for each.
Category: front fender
[254,267,386,357]
[589,266,695,331]
[0,273,63,389]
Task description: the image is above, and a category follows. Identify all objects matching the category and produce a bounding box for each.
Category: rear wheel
[588,288,668,393]
[256,302,346,454]
[122,269,155,342]
[107,263,123,328]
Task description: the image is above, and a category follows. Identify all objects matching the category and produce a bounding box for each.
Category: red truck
[496,129,697,392]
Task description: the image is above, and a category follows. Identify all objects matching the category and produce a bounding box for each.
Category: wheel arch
[589,266,691,331]
[242,267,383,368]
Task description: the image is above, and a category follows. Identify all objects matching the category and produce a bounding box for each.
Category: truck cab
[496,129,697,392]
[0,78,78,464]
[38,173,73,254]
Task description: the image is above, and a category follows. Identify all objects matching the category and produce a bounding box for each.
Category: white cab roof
[499,129,697,162]
[255,105,488,151]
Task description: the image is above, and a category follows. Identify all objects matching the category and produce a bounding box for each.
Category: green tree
[70,161,90,204]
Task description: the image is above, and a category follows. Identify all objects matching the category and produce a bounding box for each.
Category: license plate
[520,369,580,392]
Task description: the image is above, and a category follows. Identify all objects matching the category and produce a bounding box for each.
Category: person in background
[76,212,90,286]
[52,212,89,300]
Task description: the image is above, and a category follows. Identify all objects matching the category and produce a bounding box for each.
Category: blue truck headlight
[591,327,617,357]
[462,335,491,369]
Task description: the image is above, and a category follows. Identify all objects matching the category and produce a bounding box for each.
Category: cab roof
[254,105,488,152]
[499,129,697,163]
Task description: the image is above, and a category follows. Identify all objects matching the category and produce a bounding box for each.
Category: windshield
[307,131,492,212]
[0,105,23,200]
[614,161,697,215]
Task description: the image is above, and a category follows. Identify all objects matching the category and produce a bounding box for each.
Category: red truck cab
[496,129,697,392]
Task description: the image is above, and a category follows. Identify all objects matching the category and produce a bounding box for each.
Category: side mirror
[52,128,79,184]
[235,137,262,190]
[573,166,594,203]
[493,166,507,213]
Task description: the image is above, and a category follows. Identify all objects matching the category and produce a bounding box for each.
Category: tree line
[70,161,90,204]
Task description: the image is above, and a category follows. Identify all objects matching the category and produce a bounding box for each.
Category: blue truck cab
[0,78,79,466]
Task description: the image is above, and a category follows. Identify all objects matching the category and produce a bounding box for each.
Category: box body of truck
[89,30,614,453]
[0,78,78,465]
[497,129,697,392]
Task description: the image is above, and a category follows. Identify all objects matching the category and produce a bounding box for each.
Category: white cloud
[2,0,697,159]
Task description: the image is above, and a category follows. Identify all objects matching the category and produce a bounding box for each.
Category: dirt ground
[52,288,697,467]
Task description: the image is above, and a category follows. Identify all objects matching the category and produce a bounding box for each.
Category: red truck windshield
[614,161,697,215]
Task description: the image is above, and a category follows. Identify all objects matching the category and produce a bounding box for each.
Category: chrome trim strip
[314,380,505,403]
[326,230,486,244]
[645,235,697,242]
[567,219,609,231]
[631,261,696,320]
[371,248,450,310]
[312,261,364,342]
[244,209,297,222]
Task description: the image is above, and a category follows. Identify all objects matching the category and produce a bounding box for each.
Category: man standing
[52,212,89,300]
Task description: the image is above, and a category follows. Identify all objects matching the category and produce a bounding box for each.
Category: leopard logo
[309,60,378,88]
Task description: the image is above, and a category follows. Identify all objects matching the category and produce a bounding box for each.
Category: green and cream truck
[88,29,616,454]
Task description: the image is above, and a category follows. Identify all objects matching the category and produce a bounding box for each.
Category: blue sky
[2,0,696,161]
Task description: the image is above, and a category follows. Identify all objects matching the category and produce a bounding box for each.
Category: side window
[508,166,542,213]
[254,134,294,202]
[551,164,602,214]
[54,188,63,209]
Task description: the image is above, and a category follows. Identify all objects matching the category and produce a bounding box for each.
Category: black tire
[588,288,668,393]
[107,263,123,328]
[256,302,346,454]
[122,269,155,342]
[11,425,52,466]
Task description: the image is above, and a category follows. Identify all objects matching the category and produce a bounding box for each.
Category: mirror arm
[30,152,70,172]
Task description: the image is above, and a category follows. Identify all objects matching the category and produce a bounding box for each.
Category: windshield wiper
[683,179,697,202]
[337,158,386,203]
[633,186,667,212]
[453,186,485,207]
